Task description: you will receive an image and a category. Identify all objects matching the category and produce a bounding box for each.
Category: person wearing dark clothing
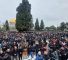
[0,51,3,60]
[13,46,18,60]
[3,53,11,60]
[36,51,44,60]
[18,45,23,60]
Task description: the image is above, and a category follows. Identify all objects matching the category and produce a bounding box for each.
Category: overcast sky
[0,0,68,27]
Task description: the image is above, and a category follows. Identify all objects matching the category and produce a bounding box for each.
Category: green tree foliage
[40,20,44,30]
[0,27,2,31]
[66,22,68,29]
[64,22,68,31]
[57,26,61,31]
[45,27,50,31]
[35,18,40,30]
[60,22,66,31]
[16,0,33,32]
[45,25,56,31]
[49,25,56,31]
[5,20,9,31]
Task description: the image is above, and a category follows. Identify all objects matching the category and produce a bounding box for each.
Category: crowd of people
[0,31,68,60]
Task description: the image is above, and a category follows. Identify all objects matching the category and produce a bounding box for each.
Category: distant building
[8,18,16,30]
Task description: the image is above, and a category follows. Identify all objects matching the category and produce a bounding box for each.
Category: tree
[16,0,33,32]
[40,20,44,30]
[49,25,56,31]
[45,27,50,31]
[64,22,68,31]
[5,20,9,31]
[60,22,66,31]
[66,22,68,29]
[35,18,40,30]
[45,25,56,31]
[57,26,61,31]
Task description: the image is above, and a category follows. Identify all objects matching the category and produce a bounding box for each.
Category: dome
[8,18,16,24]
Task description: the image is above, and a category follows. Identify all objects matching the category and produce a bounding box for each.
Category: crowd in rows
[0,31,68,60]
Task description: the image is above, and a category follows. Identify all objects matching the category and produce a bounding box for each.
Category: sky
[0,0,68,27]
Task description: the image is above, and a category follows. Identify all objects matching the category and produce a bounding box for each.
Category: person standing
[0,50,3,60]
[18,43,23,60]
[36,51,44,60]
